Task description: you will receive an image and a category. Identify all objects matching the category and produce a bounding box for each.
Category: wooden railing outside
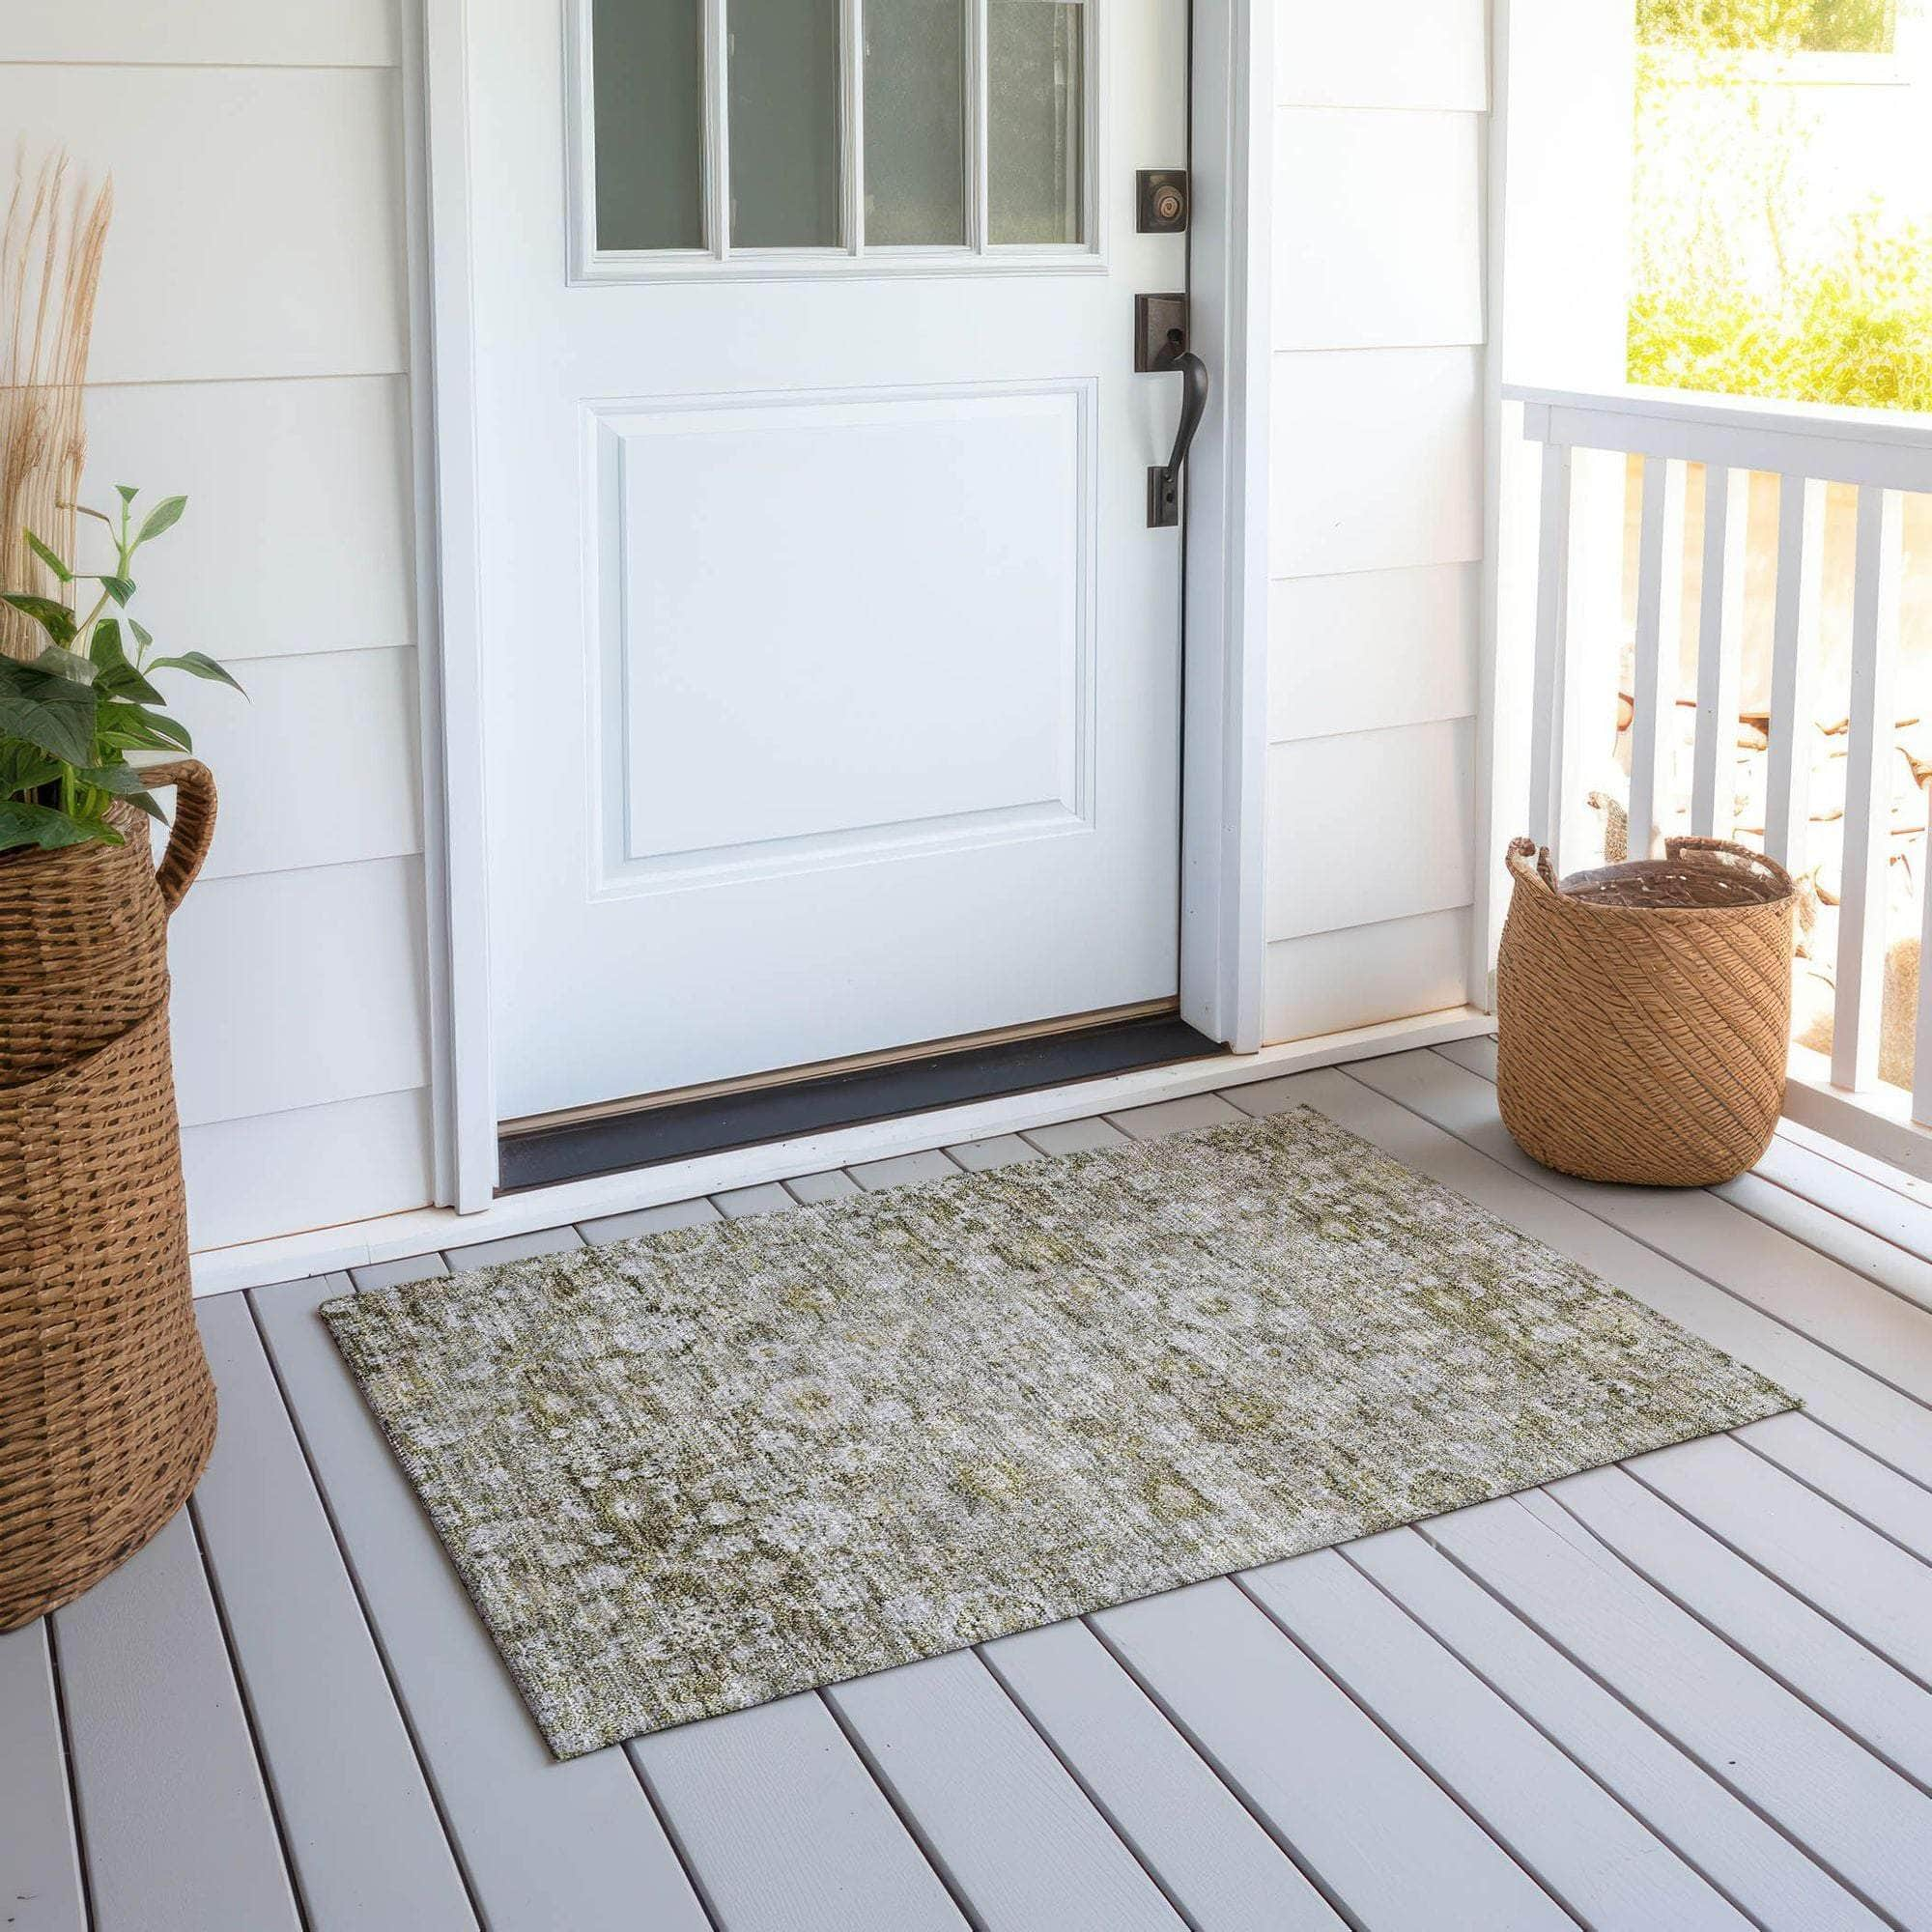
[1504,384,1932,1171]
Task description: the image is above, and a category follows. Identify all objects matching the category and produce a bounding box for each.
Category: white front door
[469,0,1192,1122]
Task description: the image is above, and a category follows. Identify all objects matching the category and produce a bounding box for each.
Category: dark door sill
[497,1012,1227,1194]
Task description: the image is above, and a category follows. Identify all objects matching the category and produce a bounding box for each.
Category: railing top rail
[1505,384,1932,493]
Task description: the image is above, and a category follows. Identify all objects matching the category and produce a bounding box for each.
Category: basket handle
[1505,837,1560,895]
[141,758,218,916]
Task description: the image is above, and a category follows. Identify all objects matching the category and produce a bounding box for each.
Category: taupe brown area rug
[323,1109,1796,1758]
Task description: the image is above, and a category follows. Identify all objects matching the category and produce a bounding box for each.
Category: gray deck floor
[8,1040,1932,1932]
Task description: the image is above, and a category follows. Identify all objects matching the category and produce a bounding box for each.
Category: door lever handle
[1148,348,1208,527]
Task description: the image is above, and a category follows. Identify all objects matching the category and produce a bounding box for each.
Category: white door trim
[409,0,1272,1210]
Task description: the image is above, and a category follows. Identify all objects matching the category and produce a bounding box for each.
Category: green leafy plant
[0,488,242,855]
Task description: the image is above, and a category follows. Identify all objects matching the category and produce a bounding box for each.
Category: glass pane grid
[585,0,1091,265]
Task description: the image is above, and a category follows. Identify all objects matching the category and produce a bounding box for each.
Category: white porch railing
[1503,384,1932,1174]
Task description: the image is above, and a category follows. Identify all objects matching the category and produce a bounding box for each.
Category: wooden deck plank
[981,1617,1347,1932]
[53,1509,300,1932]
[251,1272,711,1932]
[943,1132,1041,1172]
[1022,1116,1131,1154]
[1751,1135,1932,1269]
[1270,1063,1932,1487]
[351,1250,451,1293]
[711,1182,797,1219]
[192,1291,477,1929]
[1092,1577,1574,1931]
[1622,1435,1932,1687]
[1240,1548,1752,1929]
[1717,1173,1932,1317]
[825,1648,1185,1931]
[630,1692,967,1932]
[1426,1494,1932,1928]
[1545,1461,1932,1789]
[1739,1412,1932,1561]
[783,1169,861,1204]
[846,1150,962,1192]
[1104,1093,1247,1140]
[578,1197,722,1242]
[0,1619,87,1932]
[1348,1525,1883,1932]
[442,1224,585,1269]
[1356,1049,1932,1407]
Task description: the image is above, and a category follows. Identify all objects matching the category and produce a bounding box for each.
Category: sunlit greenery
[1627,0,1928,410]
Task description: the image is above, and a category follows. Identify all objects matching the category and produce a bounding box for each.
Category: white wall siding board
[1269,348,1484,579]
[169,859,430,1128]
[0,67,407,384]
[6,0,398,66]
[1275,0,1489,111]
[82,377,416,660]
[1264,909,1471,1043]
[1269,563,1479,742]
[1273,112,1484,353]
[181,1089,435,1251]
[1266,720,1476,938]
[169,648,423,882]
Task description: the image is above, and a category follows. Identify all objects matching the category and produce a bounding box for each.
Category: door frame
[406,0,1273,1211]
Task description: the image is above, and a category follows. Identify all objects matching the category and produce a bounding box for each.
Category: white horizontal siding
[6,25,440,1241]
[1265,720,1477,940]
[83,377,416,658]
[1262,8,1488,1038]
[1270,564,1479,743]
[166,648,423,882]
[1273,111,1484,352]
[0,66,407,384]
[1269,348,1485,580]
[6,0,397,66]
[1276,0,1489,111]
[1264,909,1473,1043]
[182,1091,435,1252]
[168,858,430,1130]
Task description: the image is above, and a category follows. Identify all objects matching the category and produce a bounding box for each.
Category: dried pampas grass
[1,148,112,662]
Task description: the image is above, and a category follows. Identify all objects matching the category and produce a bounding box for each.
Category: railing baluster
[1765,473,1826,874]
[1916,779,1932,1127]
[1832,485,1905,1093]
[1629,455,1688,860]
[1690,466,1749,838]
[1527,439,1574,867]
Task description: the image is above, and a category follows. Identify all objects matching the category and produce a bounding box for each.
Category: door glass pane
[864,0,967,245]
[988,0,1084,244]
[730,0,842,247]
[592,0,705,250]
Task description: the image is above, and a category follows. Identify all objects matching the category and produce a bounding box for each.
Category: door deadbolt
[1137,170,1188,234]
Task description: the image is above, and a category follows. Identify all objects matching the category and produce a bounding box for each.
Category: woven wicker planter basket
[1,761,219,1631]
[1496,834,1797,1188]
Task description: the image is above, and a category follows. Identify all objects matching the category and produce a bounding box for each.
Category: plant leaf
[0,742,62,796]
[152,651,245,695]
[0,801,120,854]
[129,619,154,652]
[97,574,136,607]
[91,619,165,705]
[134,496,186,546]
[78,767,166,820]
[0,592,77,646]
[0,656,98,764]
[96,701,186,754]
[24,531,72,582]
[114,484,138,506]
[34,643,99,685]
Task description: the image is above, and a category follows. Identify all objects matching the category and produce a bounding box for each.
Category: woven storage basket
[1,761,219,1630]
[1496,834,1797,1187]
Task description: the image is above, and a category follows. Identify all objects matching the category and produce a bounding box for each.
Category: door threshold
[497,1011,1227,1194]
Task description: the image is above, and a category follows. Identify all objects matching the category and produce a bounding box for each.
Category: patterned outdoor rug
[323,1108,1797,1758]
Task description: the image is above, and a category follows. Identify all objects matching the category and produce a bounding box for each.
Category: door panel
[472,0,1189,1120]
[603,384,1089,870]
